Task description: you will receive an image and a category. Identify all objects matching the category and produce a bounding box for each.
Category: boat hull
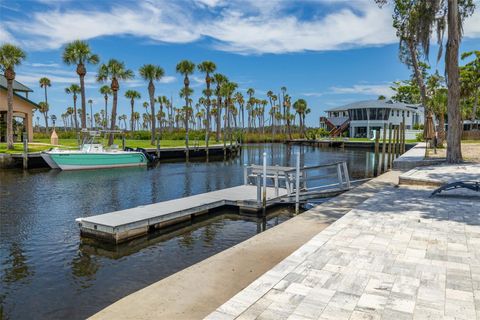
[41,152,60,169]
[48,152,148,170]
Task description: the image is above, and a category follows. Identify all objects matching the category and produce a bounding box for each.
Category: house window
[402,111,405,117]
[407,111,410,117]
[397,110,400,117]
[391,110,394,116]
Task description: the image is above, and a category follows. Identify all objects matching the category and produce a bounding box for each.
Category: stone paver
[399,163,480,186]
[206,166,480,320]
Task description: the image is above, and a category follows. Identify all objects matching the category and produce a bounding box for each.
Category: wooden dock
[76,185,287,243]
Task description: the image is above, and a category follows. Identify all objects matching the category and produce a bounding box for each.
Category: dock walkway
[77,185,287,243]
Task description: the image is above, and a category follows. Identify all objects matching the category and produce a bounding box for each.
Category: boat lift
[243,153,355,213]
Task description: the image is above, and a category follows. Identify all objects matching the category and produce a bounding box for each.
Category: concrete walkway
[207,166,480,319]
[393,143,444,170]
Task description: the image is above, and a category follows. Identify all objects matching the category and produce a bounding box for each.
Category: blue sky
[1,0,479,126]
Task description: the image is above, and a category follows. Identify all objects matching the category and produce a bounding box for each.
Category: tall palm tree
[197,61,216,160]
[66,107,74,130]
[212,73,228,142]
[63,40,99,130]
[156,95,168,141]
[37,102,49,134]
[220,81,238,151]
[293,98,308,138]
[97,59,134,145]
[99,85,112,129]
[0,44,26,149]
[461,50,480,129]
[139,64,164,145]
[39,78,51,104]
[125,90,141,134]
[176,60,196,161]
[39,77,51,134]
[65,84,81,131]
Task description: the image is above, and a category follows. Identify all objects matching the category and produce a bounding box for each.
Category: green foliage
[317,128,330,137]
[415,132,424,141]
[413,123,424,130]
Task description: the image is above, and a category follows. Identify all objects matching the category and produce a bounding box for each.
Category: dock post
[394,125,400,158]
[274,165,279,197]
[295,152,300,214]
[262,152,267,210]
[387,124,393,168]
[23,134,28,170]
[374,129,380,176]
[156,133,160,159]
[122,134,126,150]
[342,161,350,189]
[380,123,387,173]
[244,164,249,185]
[256,173,261,206]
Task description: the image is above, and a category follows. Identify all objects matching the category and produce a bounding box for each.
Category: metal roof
[0,74,33,92]
[325,100,422,112]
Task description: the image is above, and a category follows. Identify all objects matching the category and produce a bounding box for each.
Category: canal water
[0,143,377,319]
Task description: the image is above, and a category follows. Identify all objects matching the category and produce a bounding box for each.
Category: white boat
[41,131,150,170]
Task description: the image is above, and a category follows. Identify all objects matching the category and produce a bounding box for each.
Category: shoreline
[91,170,401,319]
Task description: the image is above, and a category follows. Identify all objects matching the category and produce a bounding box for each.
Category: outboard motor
[124,146,135,152]
[135,147,156,163]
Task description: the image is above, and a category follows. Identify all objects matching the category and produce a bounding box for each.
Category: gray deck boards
[76,185,287,242]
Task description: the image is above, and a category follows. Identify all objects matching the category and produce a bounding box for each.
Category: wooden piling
[394,125,400,158]
[387,124,393,169]
[22,135,28,170]
[374,129,380,176]
[380,123,387,173]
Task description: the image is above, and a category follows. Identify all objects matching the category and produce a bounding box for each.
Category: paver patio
[206,166,480,320]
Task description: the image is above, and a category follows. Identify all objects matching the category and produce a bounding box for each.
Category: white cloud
[302,92,324,97]
[2,1,398,54]
[464,9,480,38]
[3,0,478,55]
[0,26,16,44]
[329,84,393,97]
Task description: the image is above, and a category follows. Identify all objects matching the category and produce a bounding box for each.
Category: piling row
[373,119,406,176]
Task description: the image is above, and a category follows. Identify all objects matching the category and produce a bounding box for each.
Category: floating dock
[76,185,287,243]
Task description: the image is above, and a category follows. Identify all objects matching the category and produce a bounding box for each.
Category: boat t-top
[41,130,151,170]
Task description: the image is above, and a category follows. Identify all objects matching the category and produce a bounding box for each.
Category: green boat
[41,131,149,170]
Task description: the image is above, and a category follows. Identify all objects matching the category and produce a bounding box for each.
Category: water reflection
[0,144,376,320]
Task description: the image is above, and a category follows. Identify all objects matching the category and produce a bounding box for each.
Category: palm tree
[65,84,81,131]
[38,77,51,134]
[63,40,99,129]
[176,60,196,161]
[293,98,308,138]
[281,86,287,132]
[139,64,164,145]
[66,107,74,130]
[39,77,51,104]
[156,95,168,141]
[220,82,238,151]
[37,102,49,134]
[0,44,26,149]
[97,59,134,145]
[125,90,141,134]
[99,85,112,129]
[212,73,228,142]
[197,61,216,160]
